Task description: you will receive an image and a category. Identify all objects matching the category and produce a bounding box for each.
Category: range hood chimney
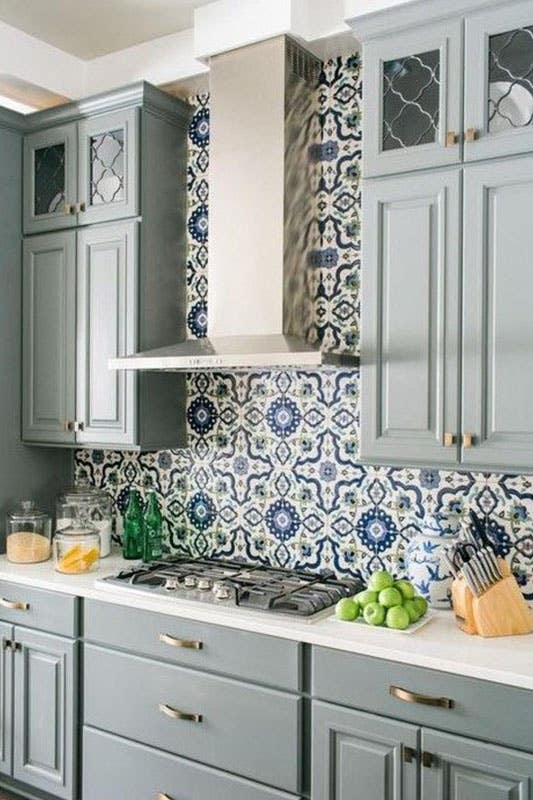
[111,36,358,372]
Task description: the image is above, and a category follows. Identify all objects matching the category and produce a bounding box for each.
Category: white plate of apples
[335,570,433,633]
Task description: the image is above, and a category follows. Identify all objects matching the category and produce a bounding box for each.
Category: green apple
[354,589,378,607]
[413,596,429,617]
[363,602,386,626]
[336,598,359,622]
[378,587,403,608]
[386,605,410,630]
[394,579,415,601]
[404,599,421,623]
[368,570,394,592]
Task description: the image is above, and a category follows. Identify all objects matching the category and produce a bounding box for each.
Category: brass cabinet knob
[159,633,203,650]
[445,131,458,146]
[390,685,453,709]
[465,127,478,143]
[462,433,474,448]
[443,432,455,447]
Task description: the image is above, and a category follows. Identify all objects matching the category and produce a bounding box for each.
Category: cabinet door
[465,0,533,162]
[0,622,13,777]
[312,701,418,800]
[421,729,533,800]
[13,628,76,799]
[78,108,139,225]
[22,232,76,444]
[76,221,137,446]
[462,155,533,470]
[23,124,78,234]
[361,168,461,465]
[363,19,462,177]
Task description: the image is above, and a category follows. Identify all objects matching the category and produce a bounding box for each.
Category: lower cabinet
[312,701,533,800]
[312,701,418,800]
[421,729,533,800]
[0,626,77,800]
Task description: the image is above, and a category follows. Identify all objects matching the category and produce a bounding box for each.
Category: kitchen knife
[462,562,482,597]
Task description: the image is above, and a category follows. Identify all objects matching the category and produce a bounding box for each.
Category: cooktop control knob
[164,577,179,591]
[197,577,212,591]
[213,581,231,600]
[184,575,198,589]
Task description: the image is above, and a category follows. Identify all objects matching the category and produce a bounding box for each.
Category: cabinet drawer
[83,727,300,800]
[312,647,532,752]
[84,644,302,793]
[84,598,300,690]
[0,581,78,637]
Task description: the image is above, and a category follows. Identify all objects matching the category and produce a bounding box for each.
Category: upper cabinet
[24,124,78,234]
[465,0,533,162]
[364,19,463,176]
[24,107,139,235]
[21,83,190,450]
[361,0,533,177]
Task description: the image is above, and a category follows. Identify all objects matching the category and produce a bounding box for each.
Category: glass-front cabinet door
[465,0,533,162]
[23,124,78,234]
[363,19,463,177]
[77,108,139,225]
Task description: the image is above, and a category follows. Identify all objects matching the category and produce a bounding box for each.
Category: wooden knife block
[451,566,533,638]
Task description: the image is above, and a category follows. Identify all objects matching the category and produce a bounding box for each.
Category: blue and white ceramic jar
[405,514,460,608]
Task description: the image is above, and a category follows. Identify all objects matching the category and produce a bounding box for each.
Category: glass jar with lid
[6,501,52,563]
[53,508,100,574]
[56,480,112,557]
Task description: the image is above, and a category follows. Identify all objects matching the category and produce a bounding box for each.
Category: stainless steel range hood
[111,36,359,372]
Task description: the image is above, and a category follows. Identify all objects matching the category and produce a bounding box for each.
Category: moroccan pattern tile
[75,56,533,599]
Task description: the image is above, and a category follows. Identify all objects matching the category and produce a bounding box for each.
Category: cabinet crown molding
[347,0,506,41]
[24,81,192,132]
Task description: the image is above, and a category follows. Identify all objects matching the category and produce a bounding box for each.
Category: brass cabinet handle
[159,703,203,723]
[445,130,458,146]
[64,203,73,215]
[465,127,478,143]
[390,685,453,709]
[422,751,436,768]
[0,597,29,611]
[65,421,84,433]
[403,745,417,763]
[462,433,473,449]
[443,432,455,447]
[159,633,203,650]
[158,795,173,800]
[79,201,86,213]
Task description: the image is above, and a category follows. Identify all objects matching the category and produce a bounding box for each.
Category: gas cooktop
[96,557,363,619]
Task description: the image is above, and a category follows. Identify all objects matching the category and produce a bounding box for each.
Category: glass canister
[56,480,112,557]
[53,513,100,575]
[6,501,52,563]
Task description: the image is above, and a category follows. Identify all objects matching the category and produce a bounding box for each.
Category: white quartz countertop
[1,553,532,691]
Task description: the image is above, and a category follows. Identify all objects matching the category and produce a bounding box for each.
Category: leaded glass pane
[489,25,533,133]
[90,128,125,206]
[34,143,65,215]
[382,49,440,151]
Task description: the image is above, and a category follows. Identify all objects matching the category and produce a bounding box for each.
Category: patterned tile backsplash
[75,55,533,599]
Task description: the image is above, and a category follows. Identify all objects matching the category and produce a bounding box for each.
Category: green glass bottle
[143,492,163,563]
[122,489,144,560]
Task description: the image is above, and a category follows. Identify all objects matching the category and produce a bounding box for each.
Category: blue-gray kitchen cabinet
[312,701,418,800]
[22,231,77,445]
[360,167,461,466]
[76,221,138,447]
[464,0,533,164]
[0,622,13,778]
[77,107,139,226]
[13,628,76,800]
[421,729,533,800]
[24,106,139,234]
[23,123,78,235]
[362,19,463,177]
[461,154,533,470]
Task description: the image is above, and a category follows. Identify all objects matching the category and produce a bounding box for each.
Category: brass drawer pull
[159,633,203,650]
[465,127,478,143]
[159,703,203,723]
[158,794,173,800]
[422,751,436,768]
[0,597,29,611]
[462,433,473,449]
[445,130,458,147]
[403,745,417,763]
[443,432,455,447]
[390,685,453,709]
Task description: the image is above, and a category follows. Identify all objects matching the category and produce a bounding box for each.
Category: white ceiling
[0,0,213,59]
